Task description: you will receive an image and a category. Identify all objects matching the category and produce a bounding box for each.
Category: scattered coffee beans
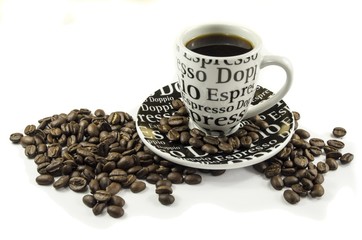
[9,106,354,216]
[253,111,353,204]
[10,108,209,218]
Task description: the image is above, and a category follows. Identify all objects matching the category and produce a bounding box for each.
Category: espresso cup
[175,24,293,136]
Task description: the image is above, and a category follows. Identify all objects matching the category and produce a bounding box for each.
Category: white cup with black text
[176,24,293,136]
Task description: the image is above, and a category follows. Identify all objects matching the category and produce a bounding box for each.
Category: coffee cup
[175,24,293,136]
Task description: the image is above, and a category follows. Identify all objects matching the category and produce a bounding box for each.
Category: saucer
[136,82,295,170]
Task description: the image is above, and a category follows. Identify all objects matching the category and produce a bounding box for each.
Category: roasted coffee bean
[317,162,329,174]
[340,153,354,164]
[210,169,226,176]
[309,146,323,157]
[92,202,107,216]
[201,144,218,154]
[106,182,122,195]
[264,164,281,178]
[99,177,111,190]
[109,169,127,183]
[189,137,204,148]
[281,167,296,176]
[326,151,342,159]
[53,175,70,189]
[156,185,173,194]
[313,174,324,184]
[168,116,187,126]
[310,184,324,198]
[36,174,54,185]
[184,174,202,185]
[107,205,124,218]
[10,132,23,143]
[332,127,347,138]
[228,136,241,149]
[283,189,300,204]
[327,139,345,149]
[167,172,183,184]
[146,173,162,184]
[292,111,300,120]
[88,179,100,193]
[283,176,299,187]
[156,179,172,188]
[240,136,252,148]
[218,142,233,153]
[25,145,37,159]
[117,155,135,170]
[130,181,146,193]
[291,184,308,197]
[69,176,87,192]
[190,128,206,138]
[83,194,97,208]
[109,195,125,207]
[270,175,284,190]
[166,129,180,141]
[180,131,191,145]
[293,155,308,169]
[301,178,314,190]
[252,161,268,173]
[171,99,184,110]
[158,194,175,205]
[203,136,219,146]
[295,129,310,139]
[326,158,338,170]
[122,174,137,188]
[309,138,325,148]
[20,135,35,147]
[323,145,339,154]
[94,190,112,202]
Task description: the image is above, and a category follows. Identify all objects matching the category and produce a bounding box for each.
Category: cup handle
[243,55,293,119]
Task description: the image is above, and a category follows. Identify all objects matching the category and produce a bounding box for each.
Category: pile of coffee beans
[252,112,353,204]
[9,106,354,217]
[9,109,212,218]
[158,99,270,154]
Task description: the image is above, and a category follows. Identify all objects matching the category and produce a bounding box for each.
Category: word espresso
[9,109,218,218]
[252,113,354,204]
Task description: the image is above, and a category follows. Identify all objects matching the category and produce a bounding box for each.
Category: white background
[0,0,360,239]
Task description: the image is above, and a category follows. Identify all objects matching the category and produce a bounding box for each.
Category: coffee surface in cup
[186,33,253,57]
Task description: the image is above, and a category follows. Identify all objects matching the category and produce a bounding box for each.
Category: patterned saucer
[136,82,295,170]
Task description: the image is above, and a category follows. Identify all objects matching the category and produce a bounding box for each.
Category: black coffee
[186,33,253,57]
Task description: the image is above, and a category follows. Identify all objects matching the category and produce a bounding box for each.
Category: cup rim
[177,23,262,59]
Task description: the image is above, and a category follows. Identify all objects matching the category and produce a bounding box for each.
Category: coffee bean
[158,194,175,205]
[240,136,252,148]
[25,145,37,159]
[326,158,338,170]
[130,181,146,193]
[201,144,218,154]
[327,139,345,149]
[180,131,191,145]
[156,179,172,188]
[156,185,173,194]
[94,190,112,202]
[189,137,204,148]
[295,129,310,139]
[69,176,87,192]
[301,178,314,190]
[310,184,324,198]
[313,174,324,184]
[166,129,180,141]
[171,99,184,110]
[146,173,162,184]
[317,162,329,174]
[292,111,300,121]
[264,164,281,178]
[283,176,299,187]
[53,175,70,189]
[203,136,219,146]
[106,182,122,195]
[283,189,300,204]
[83,194,97,208]
[326,151,342,159]
[36,174,54,185]
[184,174,202,185]
[332,127,346,138]
[109,169,127,183]
[340,153,354,164]
[270,175,284,190]
[20,135,35,147]
[89,179,100,193]
[109,195,125,207]
[167,172,183,184]
[92,202,107,216]
[9,132,23,143]
[218,142,233,153]
[168,116,187,126]
[107,205,124,218]
[309,138,325,148]
[291,184,308,197]
[293,155,308,169]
